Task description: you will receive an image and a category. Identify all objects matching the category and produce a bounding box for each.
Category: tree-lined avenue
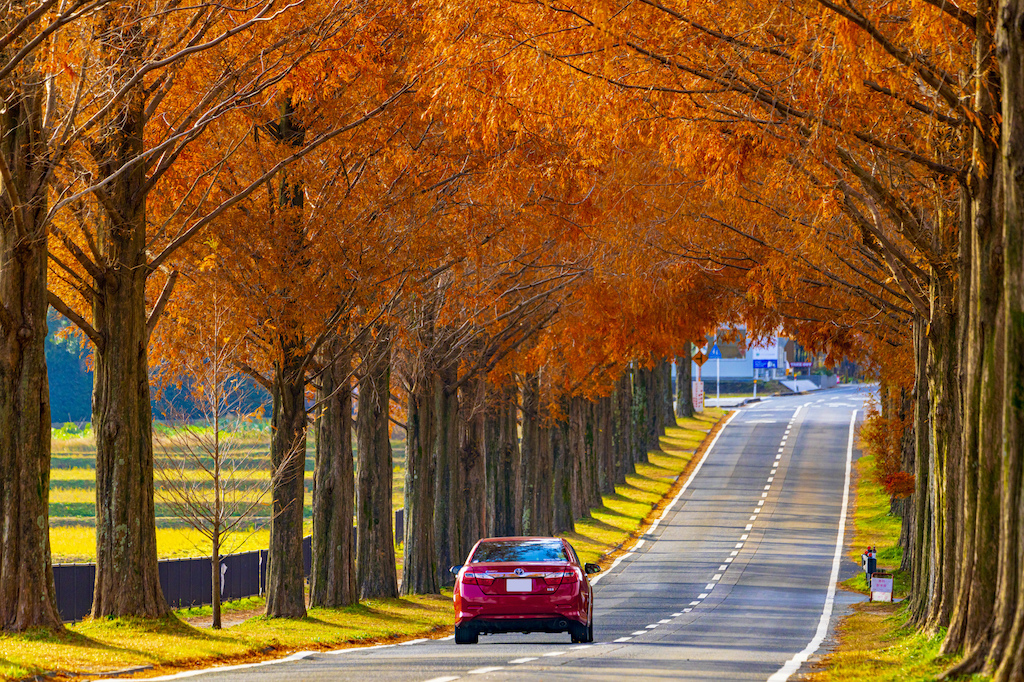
[107,385,871,682]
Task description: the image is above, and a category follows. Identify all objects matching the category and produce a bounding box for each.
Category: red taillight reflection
[544,571,576,586]
[462,571,495,585]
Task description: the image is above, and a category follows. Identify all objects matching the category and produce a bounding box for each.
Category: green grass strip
[3,411,723,680]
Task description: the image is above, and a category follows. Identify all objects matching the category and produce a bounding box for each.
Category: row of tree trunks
[310,338,356,608]
[398,362,677,598]
[0,48,63,630]
[900,9,1024,676]
[942,72,1006,666]
[984,8,1023,677]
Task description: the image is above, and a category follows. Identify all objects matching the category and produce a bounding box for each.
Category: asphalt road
[123,384,873,682]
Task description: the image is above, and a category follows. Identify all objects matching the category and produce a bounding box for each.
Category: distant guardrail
[53,508,404,622]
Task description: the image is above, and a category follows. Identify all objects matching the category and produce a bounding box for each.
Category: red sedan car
[451,536,601,644]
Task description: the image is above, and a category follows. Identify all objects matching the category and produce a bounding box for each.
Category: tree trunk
[597,396,616,495]
[569,398,588,521]
[898,387,916,574]
[911,317,932,623]
[265,346,308,618]
[402,372,438,594]
[488,379,521,537]
[989,6,1024,676]
[0,61,62,631]
[310,340,356,608]
[521,372,552,536]
[211,533,221,629]
[631,365,650,463]
[925,270,963,631]
[676,351,694,418]
[661,359,677,429]
[586,400,602,508]
[613,371,635,484]
[552,416,574,533]
[89,91,168,618]
[433,363,460,585]
[458,377,487,561]
[356,328,398,599]
[651,364,665,438]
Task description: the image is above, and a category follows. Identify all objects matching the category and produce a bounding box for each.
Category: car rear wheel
[454,625,478,644]
[569,621,589,643]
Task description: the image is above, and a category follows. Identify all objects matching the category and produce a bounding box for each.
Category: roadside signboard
[693,350,708,366]
[870,573,894,602]
[750,338,778,369]
[709,344,722,359]
[692,381,704,412]
[790,361,812,368]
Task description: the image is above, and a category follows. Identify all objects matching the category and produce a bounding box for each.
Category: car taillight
[462,571,495,585]
[544,571,576,586]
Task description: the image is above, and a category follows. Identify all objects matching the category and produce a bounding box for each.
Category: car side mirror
[449,565,463,576]
[584,563,601,575]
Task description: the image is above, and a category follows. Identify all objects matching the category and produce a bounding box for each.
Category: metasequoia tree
[42,0,414,617]
[0,0,106,631]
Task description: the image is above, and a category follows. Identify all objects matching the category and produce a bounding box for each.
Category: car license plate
[506,578,532,592]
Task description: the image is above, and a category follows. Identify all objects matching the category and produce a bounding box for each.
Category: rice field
[49,426,407,563]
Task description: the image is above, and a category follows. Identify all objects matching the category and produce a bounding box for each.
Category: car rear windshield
[471,540,568,563]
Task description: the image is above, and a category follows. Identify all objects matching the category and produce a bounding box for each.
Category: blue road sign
[709,344,722,359]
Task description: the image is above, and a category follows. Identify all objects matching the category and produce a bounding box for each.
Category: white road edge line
[590,410,740,585]
[766,409,857,682]
[103,651,322,681]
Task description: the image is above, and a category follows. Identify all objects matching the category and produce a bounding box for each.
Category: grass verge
[564,409,724,566]
[839,453,910,599]
[801,455,980,681]
[2,409,724,681]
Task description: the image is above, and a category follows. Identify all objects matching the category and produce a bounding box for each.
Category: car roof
[477,536,563,542]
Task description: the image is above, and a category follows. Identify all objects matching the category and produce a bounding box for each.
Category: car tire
[454,625,478,644]
[569,621,587,643]
[585,622,594,643]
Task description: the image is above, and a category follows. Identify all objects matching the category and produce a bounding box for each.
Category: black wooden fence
[53,509,404,623]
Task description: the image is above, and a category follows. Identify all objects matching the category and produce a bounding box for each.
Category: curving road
[119,384,873,682]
